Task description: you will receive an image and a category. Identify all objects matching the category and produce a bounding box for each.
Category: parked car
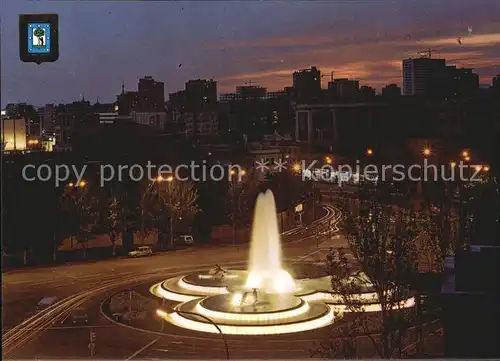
[177,235,195,245]
[128,246,153,257]
[69,307,89,324]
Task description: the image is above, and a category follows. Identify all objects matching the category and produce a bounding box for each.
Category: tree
[312,314,359,358]
[226,174,258,229]
[326,190,419,358]
[60,185,100,258]
[263,170,312,210]
[33,27,45,46]
[416,204,457,272]
[136,180,162,244]
[105,195,123,256]
[156,180,200,248]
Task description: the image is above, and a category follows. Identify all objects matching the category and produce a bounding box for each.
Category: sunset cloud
[3,0,500,104]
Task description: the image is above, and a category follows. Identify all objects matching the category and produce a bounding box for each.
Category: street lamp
[423,147,431,157]
[464,156,471,162]
[462,150,469,158]
[156,308,229,360]
[475,165,482,172]
[483,165,490,172]
[366,148,373,156]
[325,156,332,165]
[292,163,301,172]
[450,161,457,168]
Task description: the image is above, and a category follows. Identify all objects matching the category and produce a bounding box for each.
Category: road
[3,203,349,359]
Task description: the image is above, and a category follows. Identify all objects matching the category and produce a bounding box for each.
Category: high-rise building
[293,66,321,101]
[185,79,217,109]
[403,57,479,97]
[116,89,139,115]
[328,78,359,100]
[403,57,446,96]
[41,104,57,134]
[167,79,219,139]
[138,76,165,111]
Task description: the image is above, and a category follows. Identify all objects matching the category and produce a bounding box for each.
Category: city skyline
[2,0,500,106]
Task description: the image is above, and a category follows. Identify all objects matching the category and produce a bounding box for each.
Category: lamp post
[157,308,229,360]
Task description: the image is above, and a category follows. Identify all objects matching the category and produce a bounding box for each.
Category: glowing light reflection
[194,300,310,322]
[177,277,229,294]
[164,306,335,335]
[151,283,201,302]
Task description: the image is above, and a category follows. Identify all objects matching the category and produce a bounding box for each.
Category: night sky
[2,0,499,106]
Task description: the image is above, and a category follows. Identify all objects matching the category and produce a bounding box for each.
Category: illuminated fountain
[151,190,415,335]
[245,190,296,293]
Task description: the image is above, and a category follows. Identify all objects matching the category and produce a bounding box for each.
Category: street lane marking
[126,337,160,360]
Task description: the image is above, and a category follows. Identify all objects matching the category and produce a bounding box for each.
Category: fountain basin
[160,295,335,335]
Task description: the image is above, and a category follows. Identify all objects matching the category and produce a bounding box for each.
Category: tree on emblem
[33,27,45,46]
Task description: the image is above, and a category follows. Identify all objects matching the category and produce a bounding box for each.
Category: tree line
[315,175,498,358]
[2,168,314,265]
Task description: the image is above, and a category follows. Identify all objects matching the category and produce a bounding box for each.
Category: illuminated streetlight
[166,176,174,182]
[366,148,373,156]
[292,163,301,172]
[79,181,86,187]
[450,161,457,168]
[423,148,431,156]
[483,165,490,172]
[325,156,332,164]
[475,165,482,172]
[464,156,471,162]
[231,169,246,176]
[68,182,74,187]
[462,150,469,158]
[156,175,164,182]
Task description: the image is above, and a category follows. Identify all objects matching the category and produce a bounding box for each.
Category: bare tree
[136,180,162,244]
[156,180,200,248]
[60,185,100,258]
[105,196,122,256]
[326,193,419,358]
[226,175,258,229]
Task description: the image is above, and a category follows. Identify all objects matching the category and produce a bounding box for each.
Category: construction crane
[417,48,440,58]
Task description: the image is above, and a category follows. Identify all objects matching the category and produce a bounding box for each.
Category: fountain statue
[245,190,296,293]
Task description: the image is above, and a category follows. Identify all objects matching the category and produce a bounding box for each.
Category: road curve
[3,205,343,359]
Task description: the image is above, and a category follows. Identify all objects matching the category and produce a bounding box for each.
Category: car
[128,246,153,257]
[177,235,194,245]
[69,307,88,324]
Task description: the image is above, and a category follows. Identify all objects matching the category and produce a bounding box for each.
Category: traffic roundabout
[149,267,415,336]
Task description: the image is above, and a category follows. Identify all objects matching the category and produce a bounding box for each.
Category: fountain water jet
[245,190,296,293]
